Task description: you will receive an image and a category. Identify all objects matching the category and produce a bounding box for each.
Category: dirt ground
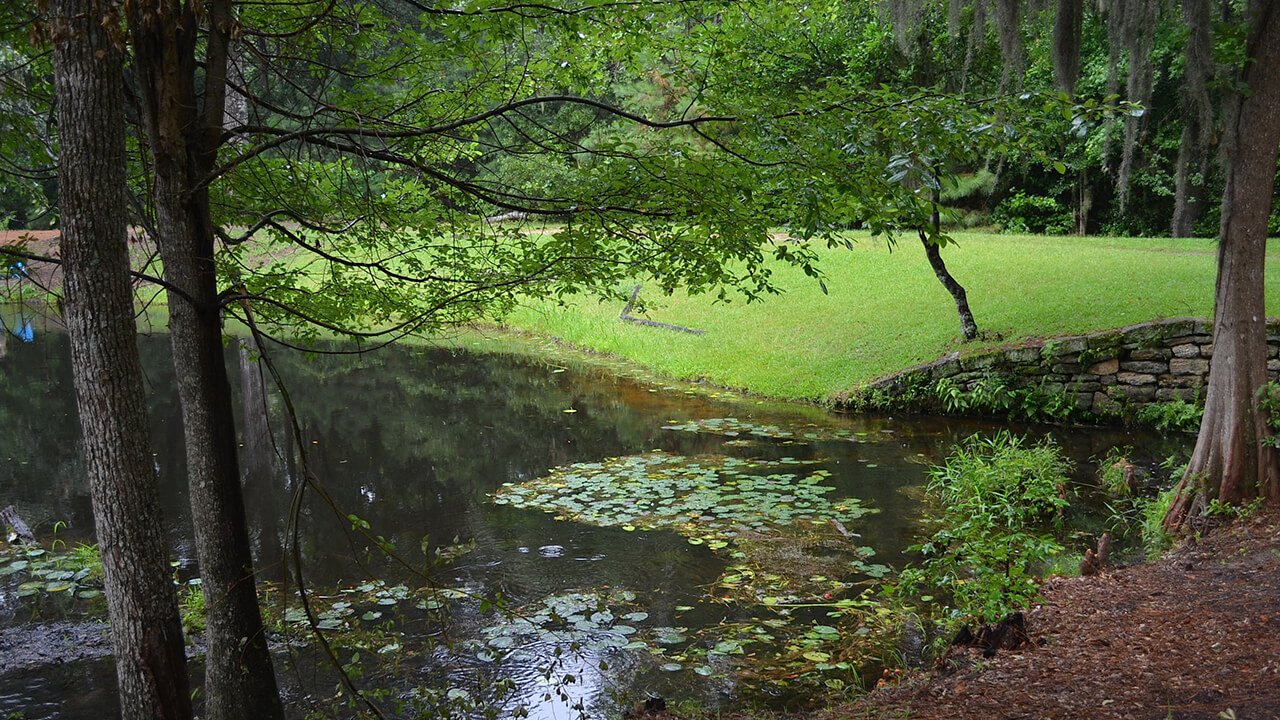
[825,509,1280,720]
[1,229,63,292]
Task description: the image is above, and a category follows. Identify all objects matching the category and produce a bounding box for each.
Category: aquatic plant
[661,417,887,443]
[494,452,872,542]
[493,450,897,698]
[893,432,1071,640]
[0,542,105,600]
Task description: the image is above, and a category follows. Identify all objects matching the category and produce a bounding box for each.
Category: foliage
[1257,381,1280,446]
[991,192,1073,235]
[1135,399,1203,434]
[894,433,1071,632]
[1098,446,1135,497]
[0,541,105,600]
[180,580,207,635]
[929,374,1079,423]
[1139,486,1181,558]
[1101,453,1185,560]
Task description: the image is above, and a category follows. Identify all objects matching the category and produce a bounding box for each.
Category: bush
[991,192,1073,235]
[895,433,1072,629]
[1135,399,1203,433]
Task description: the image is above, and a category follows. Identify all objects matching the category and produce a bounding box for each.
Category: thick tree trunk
[127,1,284,716]
[49,2,193,718]
[1166,0,1280,530]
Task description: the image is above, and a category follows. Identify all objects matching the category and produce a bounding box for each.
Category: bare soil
[1,229,64,291]
[830,510,1280,720]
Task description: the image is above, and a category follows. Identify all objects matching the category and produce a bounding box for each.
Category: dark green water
[0,323,1186,718]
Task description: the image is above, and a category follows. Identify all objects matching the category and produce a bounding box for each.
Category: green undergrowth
[0,525,105,605]
[500,232,1280,401]
[888,432,1072,655]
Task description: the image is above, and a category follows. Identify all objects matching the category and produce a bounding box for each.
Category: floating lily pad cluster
[280,579,419,632]
[0,543,104,600]
[492,449,899,695]
[474,589,649,661]
[493,452,871,542]
[661,417,887,443]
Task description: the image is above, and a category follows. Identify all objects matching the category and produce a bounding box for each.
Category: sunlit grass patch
[501,232,1280,400]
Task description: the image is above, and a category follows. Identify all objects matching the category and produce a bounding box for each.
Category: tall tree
[125,0,284,716]
[1165,0,1280,526]
[46,0,193,716]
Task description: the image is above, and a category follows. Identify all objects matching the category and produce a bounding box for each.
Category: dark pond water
[0,322,1188,719]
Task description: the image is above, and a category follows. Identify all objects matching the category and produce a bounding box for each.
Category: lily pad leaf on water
[662,418,888,444]
[492,452,873,544]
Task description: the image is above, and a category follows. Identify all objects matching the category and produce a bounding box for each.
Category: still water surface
[0,327,1184,718]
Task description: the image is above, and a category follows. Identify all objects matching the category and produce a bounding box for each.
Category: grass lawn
[495,232,1280,401]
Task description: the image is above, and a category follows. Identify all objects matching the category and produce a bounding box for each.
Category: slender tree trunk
[920,232,978,340]
[1166,0,1280,530]
[49,1,193,717]
[1075,167,1092,235]
[127,1,284,716]
[921,187,978,340]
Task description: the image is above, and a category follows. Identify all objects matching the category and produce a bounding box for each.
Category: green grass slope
[500,232,1280,401]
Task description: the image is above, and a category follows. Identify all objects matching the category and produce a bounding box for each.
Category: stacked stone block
[845,318,1280,417]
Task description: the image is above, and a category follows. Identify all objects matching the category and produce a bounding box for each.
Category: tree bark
[1171,124,1209,237]
[920,231,978,341]
[127,1,284,716]
[49,1,193,717]
[920,189,978,341]
[1166,0,1280,530]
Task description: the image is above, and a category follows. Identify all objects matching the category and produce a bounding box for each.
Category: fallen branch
[619,284,704,335]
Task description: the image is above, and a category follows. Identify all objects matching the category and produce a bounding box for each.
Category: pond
[0,327,1187,719]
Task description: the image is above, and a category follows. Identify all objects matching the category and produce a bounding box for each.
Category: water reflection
[0,331,1188,718]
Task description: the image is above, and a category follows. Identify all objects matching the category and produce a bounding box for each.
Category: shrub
[895,433,1072,629]
[1136,399,1203,433]
[991,192,1072,234]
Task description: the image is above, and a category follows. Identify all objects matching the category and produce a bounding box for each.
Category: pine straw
[830,509,1280,720]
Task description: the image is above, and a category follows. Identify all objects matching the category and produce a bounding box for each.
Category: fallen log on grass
[620,285,705,335]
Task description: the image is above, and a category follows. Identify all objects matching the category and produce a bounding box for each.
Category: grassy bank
[498,232,1280,401]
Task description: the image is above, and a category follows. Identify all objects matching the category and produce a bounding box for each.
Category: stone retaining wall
[838,318,1280,417]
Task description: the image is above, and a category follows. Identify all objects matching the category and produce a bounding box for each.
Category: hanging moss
[993,0,1026,90]
[884,0,928,55]
[1172,0,1216,236]
[1052,0,1084,95]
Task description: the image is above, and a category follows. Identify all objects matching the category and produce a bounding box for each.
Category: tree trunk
[127,1,285,716]
[1171,124,1209,237]
[1166,0,1280,530]
[920,190,978,341]
[49,1,193,717]
[920,232,978,341]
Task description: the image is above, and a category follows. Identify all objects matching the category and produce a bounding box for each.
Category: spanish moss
[994,0,1027,90]
[1172,0,1216,236]
[1052,0,1084,95]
